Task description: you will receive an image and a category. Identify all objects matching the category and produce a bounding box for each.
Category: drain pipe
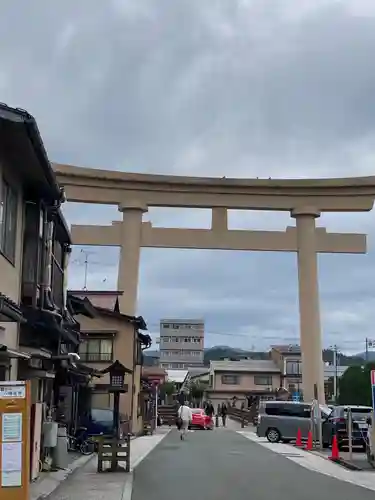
[44,220,54,308]
[39,207,48,310]
[62,244,72,310]
[40,209,62,326]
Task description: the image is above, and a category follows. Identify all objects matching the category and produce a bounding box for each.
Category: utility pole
[366,338,369,363]
[333,345,338,403]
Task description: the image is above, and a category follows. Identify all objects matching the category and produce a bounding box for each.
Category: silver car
[257,400,331,443]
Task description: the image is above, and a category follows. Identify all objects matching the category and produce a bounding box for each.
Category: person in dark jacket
[221,403,228,427]
[205,400,215,417]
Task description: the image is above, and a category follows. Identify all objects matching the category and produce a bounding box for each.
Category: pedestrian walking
[177,402,192,440]
[205,400,215,418]
[221,403,228,427]
[205,400,215,428]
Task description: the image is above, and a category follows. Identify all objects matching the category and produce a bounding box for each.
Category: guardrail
[227,406,259,427]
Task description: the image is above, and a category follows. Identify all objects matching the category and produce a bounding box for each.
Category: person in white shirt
[177,403,192,440]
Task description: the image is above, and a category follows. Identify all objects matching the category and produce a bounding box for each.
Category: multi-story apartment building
[159,319,204,369]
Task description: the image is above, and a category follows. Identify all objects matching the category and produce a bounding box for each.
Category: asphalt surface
[132,429,375,500]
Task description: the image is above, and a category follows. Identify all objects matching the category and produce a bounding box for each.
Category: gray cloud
[2,0,375,353]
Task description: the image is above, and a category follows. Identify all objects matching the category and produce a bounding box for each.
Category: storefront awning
[0,294,24,323]
[54,360,103,386]
[0,345,30,359]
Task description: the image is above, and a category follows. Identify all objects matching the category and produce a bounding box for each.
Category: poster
[2,413,22,442]
[1,471,22,488]
[1,442,22,471]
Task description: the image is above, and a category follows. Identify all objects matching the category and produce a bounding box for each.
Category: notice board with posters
[0,381,30,500]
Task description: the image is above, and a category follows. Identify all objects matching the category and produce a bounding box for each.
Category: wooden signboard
[0,381,31,500]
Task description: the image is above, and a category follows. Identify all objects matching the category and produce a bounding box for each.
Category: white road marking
[237,430,375,492]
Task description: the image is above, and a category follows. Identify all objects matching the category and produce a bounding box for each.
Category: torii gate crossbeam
[54,162,375,405]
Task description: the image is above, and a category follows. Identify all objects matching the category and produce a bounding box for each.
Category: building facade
[207,359,282,408]
[206,346,349,407]
[270,344,302,396]
[69,290,151,435]
[0,103,101,481]
[159,318,204,369]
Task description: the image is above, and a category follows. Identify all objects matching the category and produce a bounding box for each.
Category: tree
[159,381,176,403]
[338,362,375,405]
[189,380,207,406]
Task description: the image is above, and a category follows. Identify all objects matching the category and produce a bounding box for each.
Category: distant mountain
[355,351,375,362]
[144,350,159,358]
[203,346,269,365]
[143,346,368,367]
[322,349,364,366]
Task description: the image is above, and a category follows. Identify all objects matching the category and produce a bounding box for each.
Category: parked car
[322,405,372,450]
[81,408,129,437]
[188,408,214,430]
[257,400,332,443]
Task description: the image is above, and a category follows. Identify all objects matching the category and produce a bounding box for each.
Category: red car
[189,408,214,430]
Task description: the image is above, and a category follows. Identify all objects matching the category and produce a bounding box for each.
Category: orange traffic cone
[329,435,340,461]
[295,428,302,447]
[305,430,313,451]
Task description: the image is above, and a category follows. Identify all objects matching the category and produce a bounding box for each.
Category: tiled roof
[71,292,120,311]
[142,366,167,376]
[0,103,62,203]
[188,367,210,378]
[211,359,281,373]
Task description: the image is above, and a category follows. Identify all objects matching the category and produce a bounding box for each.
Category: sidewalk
[238,428,375,493]
[30,428,171,500]
[30,452,94,500]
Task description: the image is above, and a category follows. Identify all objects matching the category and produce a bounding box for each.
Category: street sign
[0,381,31,500]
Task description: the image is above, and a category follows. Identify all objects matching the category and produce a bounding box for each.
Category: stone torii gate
[54,163,375,404]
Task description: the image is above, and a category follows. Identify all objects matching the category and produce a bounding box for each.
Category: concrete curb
[121,473,134,500]
[304,447,365,471]
[30,453,95,500]
[328,457,363,471]
[121,429,172,500]
[131,428,172,471]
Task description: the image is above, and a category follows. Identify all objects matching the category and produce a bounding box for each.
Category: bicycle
[67,427,96,455]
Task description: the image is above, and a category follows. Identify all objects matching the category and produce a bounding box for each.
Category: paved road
[132,429,374,500]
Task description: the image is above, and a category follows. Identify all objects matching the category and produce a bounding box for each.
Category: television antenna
[80,249,95,290]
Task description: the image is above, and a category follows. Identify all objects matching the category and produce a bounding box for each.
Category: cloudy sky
[2,0,375,353]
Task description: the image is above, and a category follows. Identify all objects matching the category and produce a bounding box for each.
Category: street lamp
[101,360,132,438]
